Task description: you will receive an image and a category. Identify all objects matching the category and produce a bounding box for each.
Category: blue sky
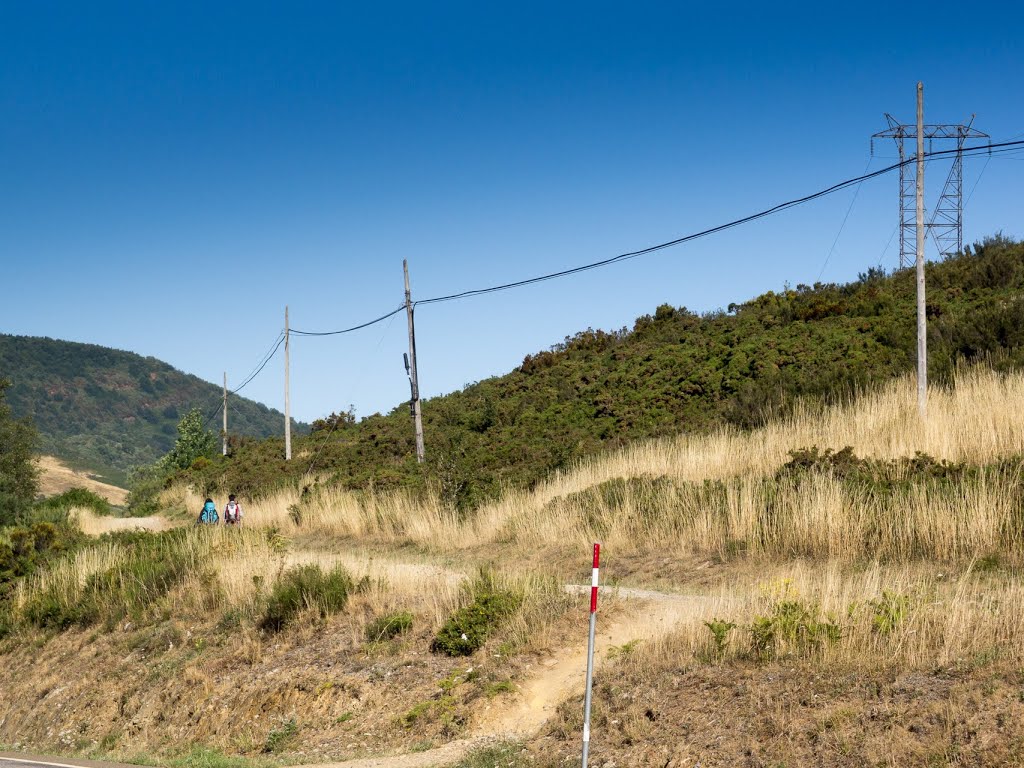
[2,1,1022,423]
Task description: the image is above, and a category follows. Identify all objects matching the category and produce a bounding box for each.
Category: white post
[581,542,600,768]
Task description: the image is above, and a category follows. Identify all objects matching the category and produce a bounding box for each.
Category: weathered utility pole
[403,260,425,463]
[284,305,292,460]
[222,372,228,456]
[916,82,927,417]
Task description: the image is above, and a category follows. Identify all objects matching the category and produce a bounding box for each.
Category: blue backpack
[198,500,219,524]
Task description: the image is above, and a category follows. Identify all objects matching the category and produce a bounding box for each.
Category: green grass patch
[167,745,282,768]
[365,610,413,642]
[449,740,530,768]
[262,718,298,754]
[21,529,199,631]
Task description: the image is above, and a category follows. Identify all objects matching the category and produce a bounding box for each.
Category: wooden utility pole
[915,82,927,417]
[284,305,292,460]
[403,260,425,463]
[222,372,228,456]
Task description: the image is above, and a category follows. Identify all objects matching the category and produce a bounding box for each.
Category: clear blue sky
[2,1,1022,422]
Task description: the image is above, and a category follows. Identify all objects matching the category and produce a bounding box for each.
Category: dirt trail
[310,586,712,768]
[73,508,172,536]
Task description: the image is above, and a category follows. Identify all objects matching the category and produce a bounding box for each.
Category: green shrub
[262,718,298,753]
[868,590,910,635]
[0,605,15,639]
[0,520,83,605]
[431,570,522,657]
[704,618,736,658]
[749,598,842,660]
[36,487,111,518]
[365,611,413,642]
[22,586,94,629]
[80,537,195,625]
[259,564,354,633]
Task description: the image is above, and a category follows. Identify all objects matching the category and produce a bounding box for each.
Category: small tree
[0,378,40,525]
[159,407,217,471]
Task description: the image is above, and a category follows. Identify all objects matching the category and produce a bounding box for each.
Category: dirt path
[74,508,172,536]
[309,586,713,768]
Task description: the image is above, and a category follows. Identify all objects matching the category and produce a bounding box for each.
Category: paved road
[0,755,141,768]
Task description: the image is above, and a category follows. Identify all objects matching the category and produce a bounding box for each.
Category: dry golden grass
[625,560,1024,670]
[71,506,170,536]
[169,367,1024,564]
[11,541,123,614]
[36,455,128,505]
[13,369,1024,766]
[43,365,1012,673]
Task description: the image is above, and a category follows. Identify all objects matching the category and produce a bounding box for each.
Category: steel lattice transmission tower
[872,114,988,268]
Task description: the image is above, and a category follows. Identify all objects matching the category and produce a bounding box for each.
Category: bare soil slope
[37,456,128,506]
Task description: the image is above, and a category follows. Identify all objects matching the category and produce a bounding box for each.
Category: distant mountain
[0,335,306,484]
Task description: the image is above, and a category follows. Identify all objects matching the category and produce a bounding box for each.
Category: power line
[201,331,286,429]
[817,157,872,282]
[414,140,1023,307]
[303,311,400,478]
[181,135,1022,443]
[279,139,1024,338]
[233,333,286,394]
[290,305,406,337]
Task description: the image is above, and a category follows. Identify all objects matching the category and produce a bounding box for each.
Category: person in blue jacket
[196,497,219,525]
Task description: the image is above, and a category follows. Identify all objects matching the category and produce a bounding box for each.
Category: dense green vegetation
[175,235,1024,506]
[0,378,40,524]
[0,335,307,483]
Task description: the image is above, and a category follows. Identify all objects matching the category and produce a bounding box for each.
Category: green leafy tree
[159,407,217,471]
[0,378,40,525]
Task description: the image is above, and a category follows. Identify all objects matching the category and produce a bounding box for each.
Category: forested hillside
[0,336,305,484]
[177,236,1024,504]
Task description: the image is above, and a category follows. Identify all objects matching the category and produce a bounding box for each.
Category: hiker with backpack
[196,497,219,525]
[223,494,244,527]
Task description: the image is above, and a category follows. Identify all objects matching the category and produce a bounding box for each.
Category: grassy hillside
[0,335,307,484]
[184,234,1024,503]
[3,367,1024,767]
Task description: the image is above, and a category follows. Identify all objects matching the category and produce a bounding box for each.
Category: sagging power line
[220,136,1024,460]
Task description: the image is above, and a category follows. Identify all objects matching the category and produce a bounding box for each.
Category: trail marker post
[581,542,600,768]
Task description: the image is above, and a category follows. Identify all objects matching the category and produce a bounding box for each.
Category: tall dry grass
[10,524,470,639]
[624,560,1024,669]
[182,367,1024,563]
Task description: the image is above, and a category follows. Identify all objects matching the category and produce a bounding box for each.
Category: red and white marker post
[581,542,600,768]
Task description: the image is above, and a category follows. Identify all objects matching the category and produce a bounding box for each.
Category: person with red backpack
[224,494,244,527]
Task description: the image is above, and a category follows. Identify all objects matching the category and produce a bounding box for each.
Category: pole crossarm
[872,112,988,268]
[873,117,989,141]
